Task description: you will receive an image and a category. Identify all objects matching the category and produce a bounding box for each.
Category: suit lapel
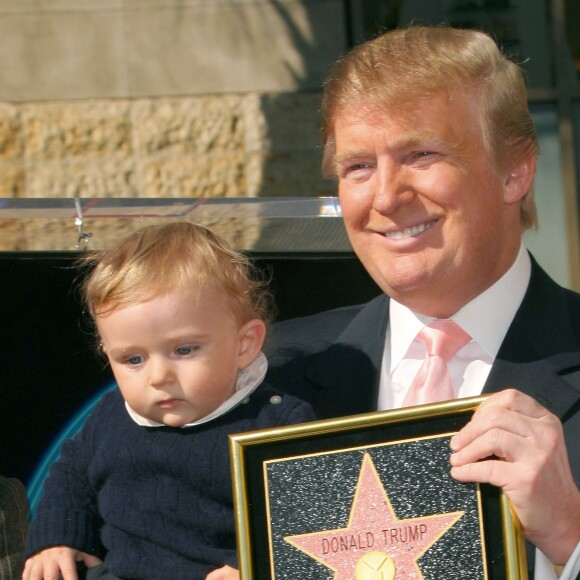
[483,259,580,419]
[305,294,389,415]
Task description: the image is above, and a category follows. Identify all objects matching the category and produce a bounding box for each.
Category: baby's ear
[237,319,267,369]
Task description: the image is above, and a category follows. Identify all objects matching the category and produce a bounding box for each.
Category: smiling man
[265,25,580,579]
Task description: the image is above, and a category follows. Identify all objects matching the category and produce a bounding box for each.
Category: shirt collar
[125,351,268,428]
[389,244,531,371]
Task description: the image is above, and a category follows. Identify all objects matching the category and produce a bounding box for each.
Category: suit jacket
[265,257,580,575]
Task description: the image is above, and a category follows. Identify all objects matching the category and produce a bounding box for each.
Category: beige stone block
[62,218,142,251]
[22,102,132,161]
[244,153,267,198]
[255,151,336,198]
[79,218,258,253]
[258,93,323,152]
[0,104,23,160]
[241,94,268,154]
[0,1,122,11]
[16,218,86,251]
[0,162,25,196]
[0,218,26,250]
[123,0,214,6]
[242,92,326,196]
[26,159,138,198]
[18,217,172,252]
[14,217,167,251]
[242,92,323,154]
[138,154,247,198]
[132,96,245,156]
[17,216,259,252]
[0,11,125,101]
[125,0,346,96]
[17,217,134,251]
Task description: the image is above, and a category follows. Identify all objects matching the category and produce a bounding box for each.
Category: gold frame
[230,396,528,579]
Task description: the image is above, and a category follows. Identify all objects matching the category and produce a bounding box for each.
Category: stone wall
[0,0,346,251]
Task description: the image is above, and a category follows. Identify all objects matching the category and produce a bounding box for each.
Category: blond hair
[80,222,273,326]
[322,25,538,229]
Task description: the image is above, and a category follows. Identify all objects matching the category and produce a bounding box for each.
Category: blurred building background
[0,0,579,288]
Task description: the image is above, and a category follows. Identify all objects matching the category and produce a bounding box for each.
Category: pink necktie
[403,320,471,407]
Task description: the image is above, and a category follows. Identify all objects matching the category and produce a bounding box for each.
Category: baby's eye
[175,345,198,356]
[125,354,144,366]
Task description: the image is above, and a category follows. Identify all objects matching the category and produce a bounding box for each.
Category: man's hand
[205,564,240,580]
[450,389,580,565]
[22,545,102,580]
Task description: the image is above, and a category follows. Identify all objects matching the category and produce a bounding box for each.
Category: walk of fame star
[285,452,464,579]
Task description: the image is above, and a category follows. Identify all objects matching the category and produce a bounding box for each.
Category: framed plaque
[229,396,528,579]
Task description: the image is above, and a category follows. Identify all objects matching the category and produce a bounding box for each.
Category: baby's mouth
[158,399,183,409]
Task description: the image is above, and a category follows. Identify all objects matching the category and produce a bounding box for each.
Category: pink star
[285,453,464,579]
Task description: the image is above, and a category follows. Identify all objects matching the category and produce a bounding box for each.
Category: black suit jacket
[266,256,580,481]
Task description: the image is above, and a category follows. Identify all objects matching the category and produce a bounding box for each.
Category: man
[265,26,580,579]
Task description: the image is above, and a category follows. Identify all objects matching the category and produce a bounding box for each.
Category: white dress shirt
[378,243,579,579]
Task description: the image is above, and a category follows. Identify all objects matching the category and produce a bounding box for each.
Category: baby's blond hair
[80,221,273,326]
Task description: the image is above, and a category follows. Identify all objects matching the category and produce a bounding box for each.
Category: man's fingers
[451,427,521,466]
[451,389,559,452]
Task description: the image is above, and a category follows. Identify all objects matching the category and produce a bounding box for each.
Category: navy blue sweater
[25,386,315,579]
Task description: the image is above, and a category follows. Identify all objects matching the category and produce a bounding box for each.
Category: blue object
[26,382,117,518]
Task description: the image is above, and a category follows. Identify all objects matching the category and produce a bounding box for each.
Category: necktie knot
[403,320,471,407]
[416,319,471,362]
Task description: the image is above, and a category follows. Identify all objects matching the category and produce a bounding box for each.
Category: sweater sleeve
[24,394,117,560]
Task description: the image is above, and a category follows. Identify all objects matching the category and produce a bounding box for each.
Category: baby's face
[96,285,260,427]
